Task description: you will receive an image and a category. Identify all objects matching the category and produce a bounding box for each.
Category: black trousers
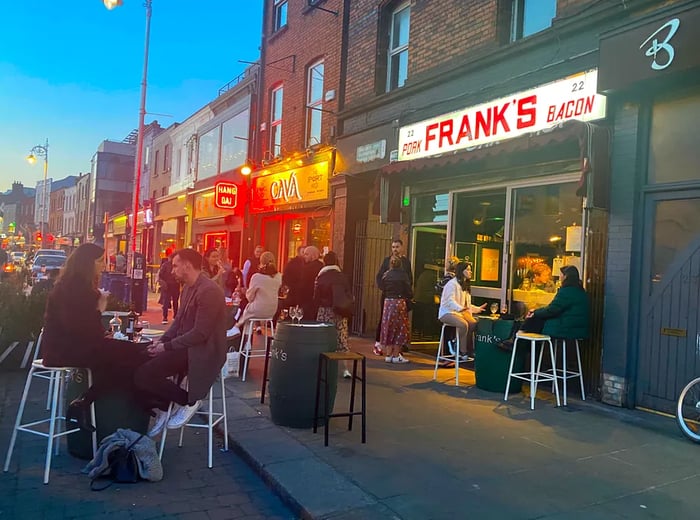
[82,342,151,405]
[134,349,190,409]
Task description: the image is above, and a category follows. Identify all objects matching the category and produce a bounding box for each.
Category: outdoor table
[474,316,526,393]
[66,338,151,460]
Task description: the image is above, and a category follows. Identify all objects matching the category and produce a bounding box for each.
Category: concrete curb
[215,383,380,520]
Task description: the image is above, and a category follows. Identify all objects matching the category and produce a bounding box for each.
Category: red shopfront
[191,181,246,268]
[250,153,333,267]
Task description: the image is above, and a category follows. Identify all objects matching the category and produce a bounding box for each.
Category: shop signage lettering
[398,69,606,161]
[270,172,302,203]
[251,161,330,212]
[639,18,680,71]
[214,181,238,209]
[356,140,387,163]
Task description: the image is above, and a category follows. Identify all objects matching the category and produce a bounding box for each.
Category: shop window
[510,0,556,41]
[270,86,284,158]
[306,61,324,147]
[286,218,306,263]
[221,109,250,173]
[510,182,582,317]
[273,0,288,32]
[452,190,506,289]
[648,93,700,185]
[414,193,449,223]
[309,216,330,253]
[378,2,410,93]
[197,126,220,180]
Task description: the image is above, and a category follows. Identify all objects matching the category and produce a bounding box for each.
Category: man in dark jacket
[301,245,324,320]
[373,239,413,355]
[283,245,306,308]
[135,248,227,436]
[158,254,180,324]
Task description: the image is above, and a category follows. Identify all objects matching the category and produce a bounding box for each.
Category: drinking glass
[134,319,148,342]
[289,307,298,324]
[297,307,304,323]
[490,303,499,316]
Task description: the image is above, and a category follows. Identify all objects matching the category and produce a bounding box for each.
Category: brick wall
[258,0,345,159]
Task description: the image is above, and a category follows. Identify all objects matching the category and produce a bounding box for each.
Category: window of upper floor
[161,186,166,197]
[270,85,284,158]
[221,109,250,173]
[384,2,410,92]
[510,0,556,41]
[154,150,160,177]
[273,0,288,33]
[306,60,324,147]
[163,144,171,172]
[197,126,221,180]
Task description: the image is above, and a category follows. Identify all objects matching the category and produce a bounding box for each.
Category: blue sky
[0,0,263,193]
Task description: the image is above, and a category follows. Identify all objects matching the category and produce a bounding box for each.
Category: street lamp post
[26,139,49,242]
[104,0,152,272]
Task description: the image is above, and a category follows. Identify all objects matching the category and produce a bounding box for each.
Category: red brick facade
[257,0,346,161]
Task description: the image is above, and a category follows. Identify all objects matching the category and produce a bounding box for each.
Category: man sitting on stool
[135,248,227,436]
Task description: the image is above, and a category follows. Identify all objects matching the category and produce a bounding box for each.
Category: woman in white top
[438,261,485,357]
[227,251,281,337]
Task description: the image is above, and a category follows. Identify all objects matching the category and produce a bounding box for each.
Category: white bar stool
[504,331,561,410]
[549,338,585,406]
[239,317,275,382]
[4,360,97,484]
[158,375,228,468]
[433,323,470,386]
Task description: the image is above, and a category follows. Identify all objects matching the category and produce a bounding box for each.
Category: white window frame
[306,60,324,147]
[270,85,284,158]
[273,0,288,32]
[386,2,410,92]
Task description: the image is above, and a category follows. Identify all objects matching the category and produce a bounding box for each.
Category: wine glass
[296,306,304,323]
[490,302,499,317]
[134,319,148,342]
[289,306,298,324]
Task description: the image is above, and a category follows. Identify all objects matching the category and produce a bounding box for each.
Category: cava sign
[214,181,238,209]
[252,161,330,212]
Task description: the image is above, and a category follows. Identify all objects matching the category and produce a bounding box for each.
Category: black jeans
[82,342,150,405]
[134,349,190,409]
[162,287,180,320]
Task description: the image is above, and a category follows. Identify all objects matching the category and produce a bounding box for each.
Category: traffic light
[35,231,42,243]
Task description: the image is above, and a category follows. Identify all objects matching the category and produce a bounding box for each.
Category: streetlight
[26,139,49,242]
[103,0,152,273]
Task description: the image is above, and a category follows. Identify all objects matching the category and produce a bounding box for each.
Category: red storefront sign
[214,181,238,209]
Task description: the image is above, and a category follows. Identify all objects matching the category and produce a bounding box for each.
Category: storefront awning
[382,119,588,176]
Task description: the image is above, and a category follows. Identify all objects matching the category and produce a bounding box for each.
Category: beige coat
[162,273,227,401]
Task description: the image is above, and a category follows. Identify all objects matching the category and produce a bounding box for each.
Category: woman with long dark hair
[437,261,486,359]
[41,243,149,432]
[202,248,225,291]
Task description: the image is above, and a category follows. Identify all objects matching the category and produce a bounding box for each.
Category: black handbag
[332,283,355,318]
[91,434,144,491]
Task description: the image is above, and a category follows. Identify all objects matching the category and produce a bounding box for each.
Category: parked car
[34,249,67,257]
[30,255,66,284]
[11,251,27,265]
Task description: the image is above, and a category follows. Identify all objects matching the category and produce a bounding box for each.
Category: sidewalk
[225,335,700,519]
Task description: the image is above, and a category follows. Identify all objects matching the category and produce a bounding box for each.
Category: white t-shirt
[438,277,480,320]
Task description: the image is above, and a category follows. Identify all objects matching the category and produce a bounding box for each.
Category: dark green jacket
[533,285,590,339]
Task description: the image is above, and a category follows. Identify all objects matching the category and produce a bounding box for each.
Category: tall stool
[4,360,97,484]
[314,352,366,447]
[504,332,561,410]
[433,323,468,386]
[158,375,228,468]
[239,318,275,382]
[549,338,585,406]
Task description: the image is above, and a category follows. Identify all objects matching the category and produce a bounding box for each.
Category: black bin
[65,368,150,460]
[268,322,338,428]
[474,318,526,394]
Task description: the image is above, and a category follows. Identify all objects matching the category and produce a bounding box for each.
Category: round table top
[141,328,164,337]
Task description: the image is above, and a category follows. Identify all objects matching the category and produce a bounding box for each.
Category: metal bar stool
[158,375,228,468]
[313,352,366,447]
[433,323,471,386]
[549,338,585,406]
[504,331,561,410]
[239,318,275,382]
[4,360,97,484]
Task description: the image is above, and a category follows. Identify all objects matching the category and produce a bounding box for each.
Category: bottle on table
[126,308,138,341]
[109,313,122,335]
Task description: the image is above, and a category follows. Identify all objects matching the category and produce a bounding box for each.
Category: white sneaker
[148,408,170,437]
[343,369,352,379]
[392,354,410,364]
[167,401,202,429]
[385,356,393,363]
[226,325,241,338]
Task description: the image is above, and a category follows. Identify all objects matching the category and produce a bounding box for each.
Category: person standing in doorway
[242,245,264,289]
[374,239,413,356]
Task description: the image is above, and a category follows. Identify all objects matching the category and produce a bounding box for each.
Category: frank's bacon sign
[397,70,606,161]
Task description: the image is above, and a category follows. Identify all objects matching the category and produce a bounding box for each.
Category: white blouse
[438,277,480,320]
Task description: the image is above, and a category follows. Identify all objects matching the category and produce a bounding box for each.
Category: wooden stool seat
[313,352,366,446]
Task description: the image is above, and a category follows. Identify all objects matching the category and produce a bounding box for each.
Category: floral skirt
[380,298,410,348]
[317,306,349,352]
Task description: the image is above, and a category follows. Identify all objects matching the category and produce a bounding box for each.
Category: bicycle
[677,376,700,442]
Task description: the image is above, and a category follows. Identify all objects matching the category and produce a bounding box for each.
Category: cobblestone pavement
[0,370,297,520]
